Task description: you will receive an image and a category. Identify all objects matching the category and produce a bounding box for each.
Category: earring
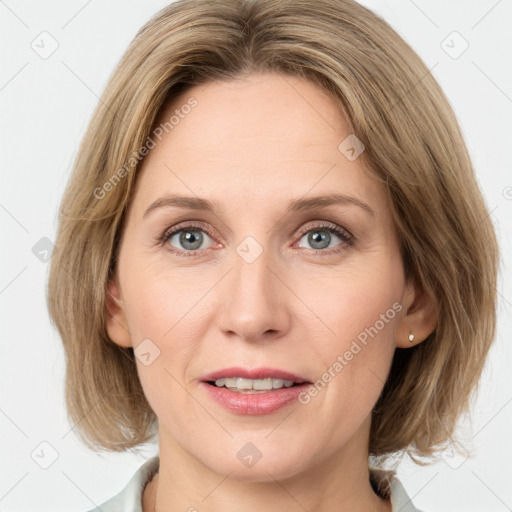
[408,332,415,343]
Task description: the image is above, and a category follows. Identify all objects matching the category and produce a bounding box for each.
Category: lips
[201,366,310,384]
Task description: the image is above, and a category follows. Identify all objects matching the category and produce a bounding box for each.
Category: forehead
[132,72,384,214]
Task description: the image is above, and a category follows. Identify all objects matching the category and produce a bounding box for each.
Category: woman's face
[108,72,416,480]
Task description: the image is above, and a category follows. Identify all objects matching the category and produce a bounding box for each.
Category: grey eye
[298,229,342,250]
[169,229,212,251]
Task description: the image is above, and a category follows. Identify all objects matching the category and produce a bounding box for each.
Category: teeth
[271,378,284,388]
[213,377,297,391]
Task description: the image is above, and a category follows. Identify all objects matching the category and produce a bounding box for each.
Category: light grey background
[1,1,511,511]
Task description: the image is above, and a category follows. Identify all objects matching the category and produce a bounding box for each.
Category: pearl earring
[408,332,415,343]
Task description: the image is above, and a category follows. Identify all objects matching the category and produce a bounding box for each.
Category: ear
[105,275,132,348]
[396,278,438,348]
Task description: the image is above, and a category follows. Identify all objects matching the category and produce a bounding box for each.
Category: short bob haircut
[47,0,499,463]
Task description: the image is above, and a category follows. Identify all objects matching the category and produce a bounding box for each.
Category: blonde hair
[47,0,498,461]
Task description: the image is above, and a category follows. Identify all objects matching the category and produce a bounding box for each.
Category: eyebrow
[143,192,374,218]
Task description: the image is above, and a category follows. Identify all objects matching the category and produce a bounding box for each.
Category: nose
[216,246,291,344]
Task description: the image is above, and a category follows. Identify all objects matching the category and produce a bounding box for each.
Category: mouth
[205,377,305,393]
[201,370,312,415]
[201,367,311,395]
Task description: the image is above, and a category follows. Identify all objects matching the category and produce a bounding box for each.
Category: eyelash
[157,221,354,258]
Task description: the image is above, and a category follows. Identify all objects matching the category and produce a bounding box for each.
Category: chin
[200,442,311,483]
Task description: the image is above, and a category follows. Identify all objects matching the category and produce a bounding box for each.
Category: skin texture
[106,72,437,512]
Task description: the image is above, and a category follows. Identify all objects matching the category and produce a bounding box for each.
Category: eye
[296,221,354,255]
[159,223,216,257]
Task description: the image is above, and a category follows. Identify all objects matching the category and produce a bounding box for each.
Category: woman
[47,0,498,511]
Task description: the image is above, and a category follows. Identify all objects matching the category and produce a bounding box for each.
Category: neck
[143,422,391,512]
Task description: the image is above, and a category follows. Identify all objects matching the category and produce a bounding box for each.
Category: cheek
[121,256,210,345]
[294,256,403,416]
[296,255,404,348]
[120,260,219,405]
[124,274,203,430]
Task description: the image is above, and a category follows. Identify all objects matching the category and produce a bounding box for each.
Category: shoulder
[84,456,160,512]
[370,467,427,512]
